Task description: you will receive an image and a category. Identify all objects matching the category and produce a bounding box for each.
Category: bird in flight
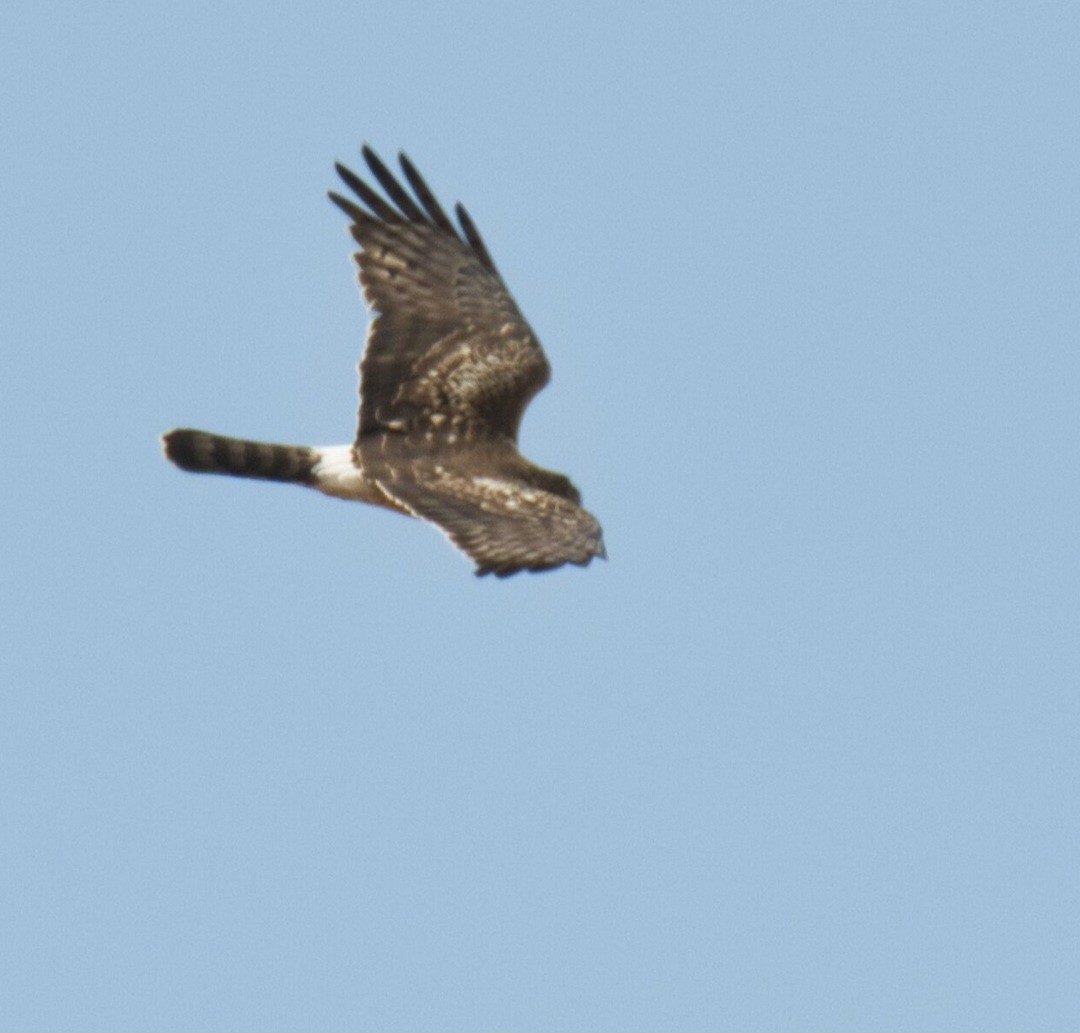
[162,146,605,577]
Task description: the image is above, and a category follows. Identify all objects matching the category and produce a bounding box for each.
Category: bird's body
[162,147,604,577]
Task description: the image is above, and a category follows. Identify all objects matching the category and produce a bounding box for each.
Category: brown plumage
[163,146,605,577]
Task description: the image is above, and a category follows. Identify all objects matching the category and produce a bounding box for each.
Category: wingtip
[471,547,606,578]
[327,189,364,222]
[397,150,416,183]
[362,143,388,174]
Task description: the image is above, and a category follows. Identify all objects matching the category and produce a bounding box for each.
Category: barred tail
[161,428,317,485]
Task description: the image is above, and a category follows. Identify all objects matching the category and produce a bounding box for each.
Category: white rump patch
[311,445,385,504]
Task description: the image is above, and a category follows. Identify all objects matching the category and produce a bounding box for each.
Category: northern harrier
[162,146,605,577]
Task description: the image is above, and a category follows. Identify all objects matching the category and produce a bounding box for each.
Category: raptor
[162,146,605,577]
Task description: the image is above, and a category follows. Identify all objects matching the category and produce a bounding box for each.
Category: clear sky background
[2,2,1078,1029]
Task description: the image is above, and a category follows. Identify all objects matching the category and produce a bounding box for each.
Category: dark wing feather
[332,162,399,222]
[454,203,497,273]
[371,442,605,577]
[398,153,456,234]
[329,148,549,442]
[359,145,427,222]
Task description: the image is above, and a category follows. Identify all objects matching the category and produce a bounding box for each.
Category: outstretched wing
[328,147,550,442]
[372,441,605,578]
[328,147,606,577]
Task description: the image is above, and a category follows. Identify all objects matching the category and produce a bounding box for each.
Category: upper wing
[329,147,550,443]
[371,441,606,578]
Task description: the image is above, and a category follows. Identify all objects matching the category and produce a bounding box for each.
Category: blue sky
[2,1,1079,1028]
